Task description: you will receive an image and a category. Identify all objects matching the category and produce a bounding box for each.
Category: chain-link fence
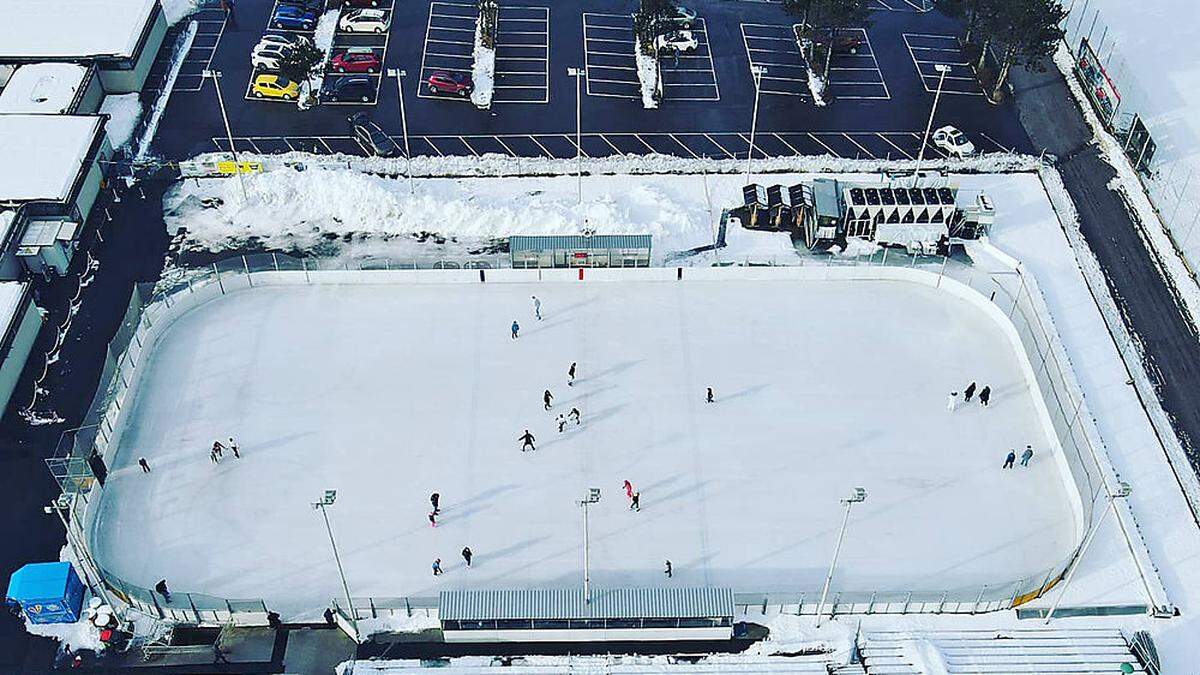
[56,250,1163,625]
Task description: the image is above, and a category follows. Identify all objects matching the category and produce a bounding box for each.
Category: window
[606,618,641,629]
[568,619,605,630]
[641,618,678,629]
[532,619,569,630]
[495,619,532,630]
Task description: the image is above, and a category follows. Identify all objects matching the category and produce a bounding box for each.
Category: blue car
[272,5,317,30]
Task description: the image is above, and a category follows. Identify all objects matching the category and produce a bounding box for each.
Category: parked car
[425,70,473,97]
[339,8,390,33]
[655,30,698,55]
[343,0,380,6]
[277,0,325,12]
[813,30,864,55]
[251,73,300,100]
[932,126,976,156]
[348,113,401,156]
[251,42,292,71]
[254,33,310,52]
[330,47,381,73]
[655,5,697,31]
[271,5,317,30]
[321,75,375,102]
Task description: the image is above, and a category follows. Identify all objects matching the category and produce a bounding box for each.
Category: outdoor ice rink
[90,272,1080,618]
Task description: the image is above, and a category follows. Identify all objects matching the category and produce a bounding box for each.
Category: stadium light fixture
[746,65,767,186]
[44,495,109,607]
[579,488,602,603]
[312,490,359,640]
[386,69,414,195]
[815,487,867,627]
[202,69,248,200]
[1044,481,1133,623]
[567,67,585,207]
[914,64,952,184]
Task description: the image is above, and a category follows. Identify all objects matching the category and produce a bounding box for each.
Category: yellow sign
[216,161,263,175]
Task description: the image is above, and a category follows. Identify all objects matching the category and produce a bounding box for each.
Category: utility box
[17,219,78,276]
[5,562,86,625]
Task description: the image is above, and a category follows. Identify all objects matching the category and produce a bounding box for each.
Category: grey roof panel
[440,587,734,621]
[509,234,653,253]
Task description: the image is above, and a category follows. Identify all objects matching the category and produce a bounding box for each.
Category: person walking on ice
[138,457,150,473]
[979,386,991,407]
[228,437,240,459]
[432,558,443,576]
[212,440,226,460]
[1020,445,1034,467]
[155,579,171,602]
[557,415,567,433]
[532,296,542,320]
[428,512,437,528]
[630,492,640,511]
[568,362,576,386]
[623,480,633,501]
[706,387,714,404]
[1003,449,1016,469]
[462,547,473,568]
[569,407,581,425]
[430,492,440,515]
[519,429,536,452]
[947,391,959,412]
[209,446,221,464]
[511,321,520,339]
[964,382,977,402]
[664,560,672,578]
[543,389,553,410]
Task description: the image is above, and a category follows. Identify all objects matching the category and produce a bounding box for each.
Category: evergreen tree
[276,38,322,84]
[977,0,1065,98]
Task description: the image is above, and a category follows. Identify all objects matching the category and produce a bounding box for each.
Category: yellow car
[251,74,299,101]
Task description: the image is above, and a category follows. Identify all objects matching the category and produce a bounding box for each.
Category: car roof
[334,75,371,85]
[348,8,386,17]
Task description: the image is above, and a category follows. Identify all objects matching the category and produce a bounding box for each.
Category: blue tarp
[5,561,85,624]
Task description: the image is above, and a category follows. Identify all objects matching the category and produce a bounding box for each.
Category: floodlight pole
[913,64,951,184]
[45,498,110,607]
[567,67,585,206]
[745,65,766,186]
[313,491,359,640]
[815,487,866,627]
[387,69,414,194]
[1044,482,1131,624]
[579,488,601,603]
[202,69,248,200]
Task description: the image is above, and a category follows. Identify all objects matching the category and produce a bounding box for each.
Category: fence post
[244,256,253,287]
[867,591,876,615]
[937,255,948,288]
[272,252,280,272]
[902,591,912,614]
[973,584,988,614]
[936,590,947,613]
[406,596,412,617]
[370,597,378,619]
[302,258,310,284]
[214,263,225,295]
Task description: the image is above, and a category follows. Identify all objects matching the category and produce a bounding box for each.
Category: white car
[251,42,292,71]
[254,33,308,53]
[655,30,698,55]
[339,8,390,33]
[931,126,976,157]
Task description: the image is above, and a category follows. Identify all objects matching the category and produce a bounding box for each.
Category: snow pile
[636,50,660,109]
[24,617,104,653]
[355,612,439,638]
[898,637,949,675]
[301,10,340,110]
[742,613,854,662]
[136,20,196,160]
[470,20,495,109]
[99,93,143,148]
[806,67,828,107]
[161,0,202,25]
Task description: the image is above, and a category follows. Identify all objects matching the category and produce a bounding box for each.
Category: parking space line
[824,28,890,101]
[808,134,838,156]
[902,33,985,96]
[562,134,589,157]
[740,22,809,98]
[529,135,553,157]
[876,134,913,159]
[979,132,1012,153]
[772,133,801,156]
[492,5,549,103]
[909,132,946,158]
[495,137,517,156]
[704,134,735,159]
[669,134,700,159]
[582,12,640,100]
[841,133,875,158]
[599,135,623,154]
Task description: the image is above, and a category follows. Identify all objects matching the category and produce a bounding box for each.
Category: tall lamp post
[202,69,248,200]
[578,488,601,603]
[44,496,110,607]
[313,490,359,640]
[913,64,952,182]
[386,68,414,194]
[815,487,866,627]
[567,67,585,206]
[745,65,766,185]
[1044,481,1132,623]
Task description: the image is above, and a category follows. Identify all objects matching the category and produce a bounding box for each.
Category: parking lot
[174,7,227,93]
[740,23,809,98]
[582,13,640,100]
[825,28,889,100]
[902,33,985,96]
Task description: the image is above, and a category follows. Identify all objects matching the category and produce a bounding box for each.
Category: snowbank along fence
[49,249,1167,625]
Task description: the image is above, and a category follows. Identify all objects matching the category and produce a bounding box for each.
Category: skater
[964,382,977,402]
[623,480,633,500]
[154,579,171,602]
[532,296,542,321]
[138,457,150,473]
[557,415,567,433]
[323,608,336,627]
[519,429,536,452]
[209,447,220,464]
[228,437,240,459]
[1021,445,1034,467]
[664,560,672,578]
[511,320,520,339]
[569,407,581,425]
[212,440,225,459]
[462,546,473,567]
[428,512,437,528]
[947,391,959,412]
[630,492,640,511]
[543,389,553,410]
[430,492,440,515]
[979,386,991,407]
[432,558,443,576]
[706,387,714,404]
[568,362,576,386]
[1003,449,1016,469]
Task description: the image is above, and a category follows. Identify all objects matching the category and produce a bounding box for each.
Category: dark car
[347,112,400,157]
[814,30,864,55]
[278,0,325,12]
[272,5,317,30]
[322,75,374,102]
[426,70,473,97]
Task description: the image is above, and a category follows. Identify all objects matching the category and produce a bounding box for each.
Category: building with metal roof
[509,234,652,268]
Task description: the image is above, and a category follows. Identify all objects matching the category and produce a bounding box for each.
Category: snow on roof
[0,281,29,340]
[0,0,158,60]
[0,64,89,114]
[0,115,104,202]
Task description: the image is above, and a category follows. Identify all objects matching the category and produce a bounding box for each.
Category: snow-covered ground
[99,93,143,149]
[89,268,1074,619]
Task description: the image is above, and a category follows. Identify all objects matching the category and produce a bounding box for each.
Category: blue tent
[5,562,85,624]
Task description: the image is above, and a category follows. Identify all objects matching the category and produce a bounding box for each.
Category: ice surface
[90,272,1075,618]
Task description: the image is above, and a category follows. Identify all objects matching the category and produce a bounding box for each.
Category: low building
[509,234,653,268]
[0,63,104,115]
[0,0,168,94]
[0,281,43,417]
[0,114,111,279]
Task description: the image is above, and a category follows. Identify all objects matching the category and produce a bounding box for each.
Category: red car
[426,70,473,97]
[331,48,380,73]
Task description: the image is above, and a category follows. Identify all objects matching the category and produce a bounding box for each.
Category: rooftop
[0,0,158,60]
[439,588,735,621]
[0,64,90,114]
[0,115,105,203]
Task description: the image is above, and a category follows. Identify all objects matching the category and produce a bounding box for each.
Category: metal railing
[57,249,1162,624]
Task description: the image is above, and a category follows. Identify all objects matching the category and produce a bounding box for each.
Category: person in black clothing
[520,429,536,451]
[979,386,991,406]
[964,382,977,401]
[323,608,336,626]
[568,362,577,386]
[543,389,553,410]
[154,579,171,602]
[462,547,473,567]
[630,493,640,511]
[664,560,672,578]
[706,387,714,404]
[430,492,440,515]
[1003,450,1016,469]
[138,457,150,473]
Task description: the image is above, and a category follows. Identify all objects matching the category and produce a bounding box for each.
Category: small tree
[477,0,498,50]
[977,0,1065,99]
[786,0,870,79]
[633,0,677,53]
[276,39,322,83]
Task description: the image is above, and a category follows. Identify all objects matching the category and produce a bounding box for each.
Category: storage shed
[509,234,652,268]
[5,562,86,625]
